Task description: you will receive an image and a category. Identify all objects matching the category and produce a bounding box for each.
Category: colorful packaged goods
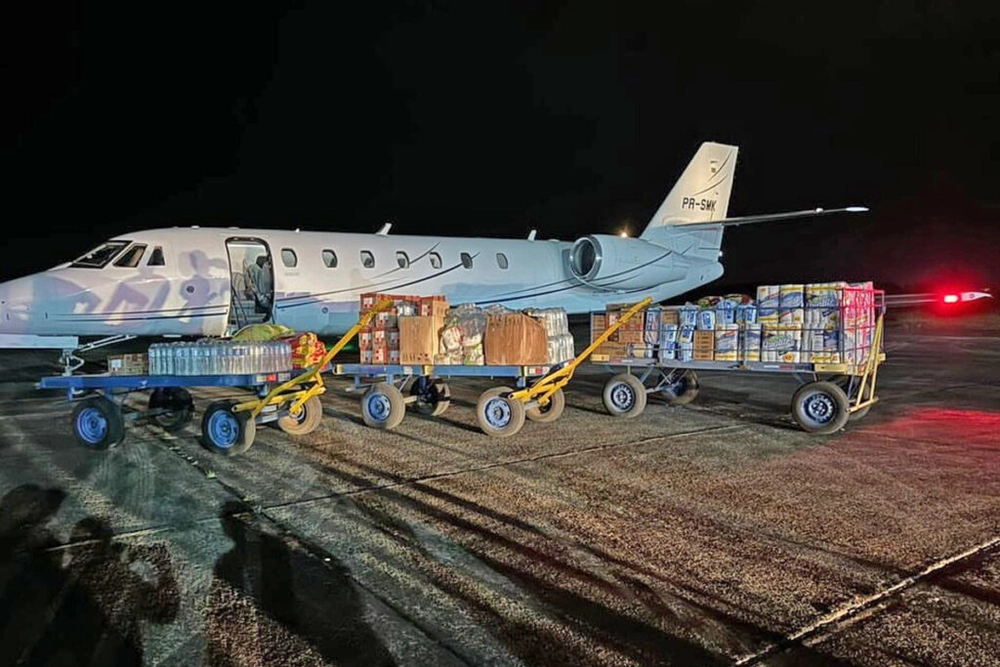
[714,325,739,361]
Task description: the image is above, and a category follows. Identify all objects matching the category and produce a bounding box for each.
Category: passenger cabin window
[113,244,147,268]
[429,252,442,269]
[322,249,338,268]
[496,253,509,269]
[147,246,165,266]
[361,250,375,269]
[396,251,409,269]
[70,240,130,269]
[281,248,297,268]
[460,252,474,269]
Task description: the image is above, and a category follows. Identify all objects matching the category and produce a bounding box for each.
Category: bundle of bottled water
[147,339,293,376]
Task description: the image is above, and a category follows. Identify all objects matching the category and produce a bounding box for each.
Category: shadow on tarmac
[206,500,396,667]
[0,484,179,666]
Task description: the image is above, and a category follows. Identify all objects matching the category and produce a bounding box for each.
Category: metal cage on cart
[589,286,886,433]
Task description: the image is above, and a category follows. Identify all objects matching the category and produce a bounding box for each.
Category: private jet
[0,142,873,360]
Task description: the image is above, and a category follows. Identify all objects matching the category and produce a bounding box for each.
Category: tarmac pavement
[0,323,997,666]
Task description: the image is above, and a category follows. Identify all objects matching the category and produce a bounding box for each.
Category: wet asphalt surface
[0,322,998,666]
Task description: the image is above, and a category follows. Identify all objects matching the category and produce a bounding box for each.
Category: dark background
[3,1,998,293]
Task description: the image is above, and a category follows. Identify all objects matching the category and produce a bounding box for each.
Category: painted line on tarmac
[731,535,1000,665]
[261,424,746,513]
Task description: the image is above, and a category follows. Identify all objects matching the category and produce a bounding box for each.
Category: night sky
[3,1,999,293]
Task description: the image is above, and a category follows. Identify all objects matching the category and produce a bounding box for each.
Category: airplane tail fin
[640,141,738,238]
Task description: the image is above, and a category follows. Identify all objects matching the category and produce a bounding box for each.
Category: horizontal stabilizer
[679,206,869,229]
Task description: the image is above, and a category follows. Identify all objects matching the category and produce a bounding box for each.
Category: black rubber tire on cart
[602,373,647,418]
[791,381,851,434]
[277,395,324,435]
[476,387,526,437]
[659,370,700,405]
[148,387,194,433]
[361,383,406,429]
[410,376,451,417]
[848,404,872,421]
[525,388,566,422]
[72,396,125,450]
[200,400,256,456]
[829,375,872,421]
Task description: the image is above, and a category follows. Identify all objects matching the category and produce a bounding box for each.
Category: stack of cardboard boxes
[359,293,448,365]
[360,294,561,366]
[589,281,876,367]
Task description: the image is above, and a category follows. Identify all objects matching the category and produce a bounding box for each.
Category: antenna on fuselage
[527,229,537,241]
[376,222,392,235]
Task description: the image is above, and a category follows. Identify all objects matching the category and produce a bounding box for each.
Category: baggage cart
[37,299,396,455]
[590,286,886,434]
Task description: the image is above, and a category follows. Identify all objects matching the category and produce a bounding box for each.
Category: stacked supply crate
[526,308,575,364]
[588,281,877,369]
[360,292,448,365]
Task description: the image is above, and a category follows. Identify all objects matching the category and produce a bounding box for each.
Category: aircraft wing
[677,206,869,228]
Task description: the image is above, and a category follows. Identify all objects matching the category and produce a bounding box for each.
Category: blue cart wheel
[361,383,405,429]
[791,381,850,434]
[525,387,566,423]
[277,395,323,435]
[602,373,647,418]
[148,387,194,433]
[72,396,125,450]
[410,376,451,417]
[659,370,700,405]
[200,400,256,455]
[476,387,525,437]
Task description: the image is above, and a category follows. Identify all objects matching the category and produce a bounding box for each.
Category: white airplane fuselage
[0,141,867,344]
[0,227,723,338]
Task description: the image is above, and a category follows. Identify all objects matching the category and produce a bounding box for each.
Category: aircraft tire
[791,381,850,434]
[476,387,526,437]
[200,400,256,455]
[361,383,406,429]
[603,373,647,418]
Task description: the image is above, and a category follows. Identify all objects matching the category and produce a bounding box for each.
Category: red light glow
[943,294,960,304]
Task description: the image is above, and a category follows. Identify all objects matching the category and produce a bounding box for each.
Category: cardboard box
[373,312,398,329]
[591,313,607,343]
[660,308,681,326]
[693,347,715,361]
[358,329,372,351]
[618,329,644,345]
[108,353,148,375]
[419,296,449,318]
[484,313,548,365]
[399,316,444,364]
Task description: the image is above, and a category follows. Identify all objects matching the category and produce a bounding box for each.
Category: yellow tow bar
[509,297,653,408]
[234,298,395,419]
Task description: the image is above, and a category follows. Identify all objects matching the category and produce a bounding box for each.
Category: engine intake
[568,235,685,290]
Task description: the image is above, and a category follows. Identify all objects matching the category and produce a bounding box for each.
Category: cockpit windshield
[70,240,131,269]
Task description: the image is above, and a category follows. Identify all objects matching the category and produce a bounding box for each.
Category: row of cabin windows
[281,249,509,271]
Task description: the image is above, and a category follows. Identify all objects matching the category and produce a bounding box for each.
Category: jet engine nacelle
[568,235,686,290]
